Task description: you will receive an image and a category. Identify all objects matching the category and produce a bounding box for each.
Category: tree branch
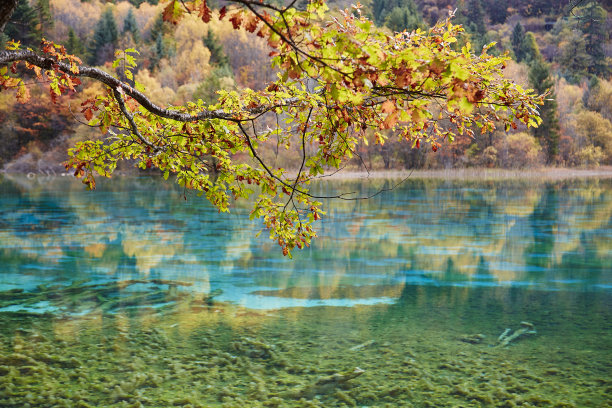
[0,49,307,124]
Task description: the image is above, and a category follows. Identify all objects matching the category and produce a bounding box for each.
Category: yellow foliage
[174,42,211,85]
[135,68,176,105]
[503,60,529,88]
[574,110,612,163]
[497,132,543,168]
[51,0,102,38]
[556,78,584,117]
[588,79,612,122]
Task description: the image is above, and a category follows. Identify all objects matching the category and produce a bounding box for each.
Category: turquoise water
[1,175,610,311]
[0,174,611,407]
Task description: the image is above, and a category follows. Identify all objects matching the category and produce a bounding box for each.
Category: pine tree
[579,0,608,77]
[486,1,507,25]
[466,0,486,37]
[88,7,118,65]
[3,0,40,48]
[556,27,590,83]
[149,14,169,43]
[528,58,560,163]
[34,0,53,38]
[384,3,423,33]
[522,32,540,63]
[123,8,140,43]
[150,32,164,69]
[511,22,526,62]
[66,27,85,58]
[203,30,229,69]
[371,0,421,29]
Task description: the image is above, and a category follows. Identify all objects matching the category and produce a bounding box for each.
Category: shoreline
[313,166,612,181]
[3,166,612,182]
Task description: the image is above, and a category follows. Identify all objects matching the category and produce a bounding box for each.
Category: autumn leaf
[162,0,182,25]
[244,14,259,33]
[229,12,243,30]
[381,100,396,114]
[382,111,399,129]
[16,80,30,103]
[428,58,445,76]
[219,6,227,20]
[198,0,212,23]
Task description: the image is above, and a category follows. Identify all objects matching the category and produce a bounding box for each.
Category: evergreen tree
[556,27,590,83]
[88,7,118,65]
[149,13,170,43]
[511,22,526,62]
[522,32,540,63]
[371,0,422,30]
[528,58,560,163]
[123,8,140,43]
[203,30,229,69]
[35,0,53,38]
[66,27,85,58]
[150,32,164,69]
[2,0,40,48]
[466,0,486,37]
[384,4,423,33]
[486,1,507,25]
[579,0,609,77]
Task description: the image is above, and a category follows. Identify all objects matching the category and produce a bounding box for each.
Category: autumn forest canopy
[0,0,611,253]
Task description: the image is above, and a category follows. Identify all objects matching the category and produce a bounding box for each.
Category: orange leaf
[244,14,259,33]
[382,111,399,129]
[83,108,93,121]
[381,100,396,114]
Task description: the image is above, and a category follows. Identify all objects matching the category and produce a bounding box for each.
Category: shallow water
[0,174,610,407]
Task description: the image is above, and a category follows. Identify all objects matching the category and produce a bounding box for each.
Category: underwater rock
[232,337,276,359]
[496,322,537,347]
[283,367,365,399]
[0,353,39,367]
[459,333,486,344]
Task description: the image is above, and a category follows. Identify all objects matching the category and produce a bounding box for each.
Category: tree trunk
[0,0,18,33]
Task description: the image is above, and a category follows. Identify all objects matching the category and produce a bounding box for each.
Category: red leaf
[229,12,243,30]
[219,6,227,20]
[198,0,212,23]
[83,108,93,121]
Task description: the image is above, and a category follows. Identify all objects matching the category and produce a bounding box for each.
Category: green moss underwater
[0,280,610,408]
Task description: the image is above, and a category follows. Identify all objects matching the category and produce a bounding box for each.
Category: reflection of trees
[1,175,611,301]
[524,183,558,271]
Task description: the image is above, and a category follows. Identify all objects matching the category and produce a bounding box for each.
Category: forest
[0,0,611,173]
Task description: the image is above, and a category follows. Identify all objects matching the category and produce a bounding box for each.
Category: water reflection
[1,175,611,312]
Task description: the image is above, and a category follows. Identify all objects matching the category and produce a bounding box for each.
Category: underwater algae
[0,282,610,407]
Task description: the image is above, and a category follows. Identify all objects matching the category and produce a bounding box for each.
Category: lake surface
[0,174,610,407]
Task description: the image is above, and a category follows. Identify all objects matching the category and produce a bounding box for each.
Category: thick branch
[0,0,18,33]
[0,49,303,123]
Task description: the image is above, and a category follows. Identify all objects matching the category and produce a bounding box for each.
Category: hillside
[1,0,611,172]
